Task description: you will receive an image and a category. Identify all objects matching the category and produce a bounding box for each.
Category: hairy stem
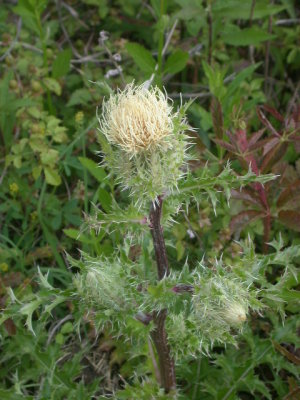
[149,196,176,392]
[149,196,169,279]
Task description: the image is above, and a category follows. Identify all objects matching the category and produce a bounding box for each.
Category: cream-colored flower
[99,83,174,154]
[223,302,247,325]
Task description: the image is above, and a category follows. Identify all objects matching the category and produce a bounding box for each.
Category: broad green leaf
[29,135,48,152]
[98,187,112,212]
[213,0,285,20]
[125,42,156,74]
[78,156,106,182]
[202,61,226,99]
[32,165,42,180]
[13,0,40,34]
[63,228,92,244]
[67,88,92,107]
[44,167,61,186]
[13,156,22,168]
[27,106,42,119]
[40,149,59,166]
[164,49,189,75]
[61,321,73,334]
[222,25,276,46]
[225,63,261,100]
[43,77,62,96]
[52,49,72,78]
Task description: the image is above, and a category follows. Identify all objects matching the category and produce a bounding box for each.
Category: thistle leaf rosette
[98,83,190,206]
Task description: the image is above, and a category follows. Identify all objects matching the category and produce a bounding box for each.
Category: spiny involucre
[97,83,191,206]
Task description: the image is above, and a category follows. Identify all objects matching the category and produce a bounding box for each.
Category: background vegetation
[0,0,299,399]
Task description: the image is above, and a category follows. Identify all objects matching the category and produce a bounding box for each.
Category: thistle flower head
[99,83,173,155]
[98,82,190,206]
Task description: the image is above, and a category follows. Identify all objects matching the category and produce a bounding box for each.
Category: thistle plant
[73,83,275,396]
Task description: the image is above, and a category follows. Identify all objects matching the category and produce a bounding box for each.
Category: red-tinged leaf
[236,129,248,152]
[248,137,270,152]
[263,136,280,156]
[261,142,288,173]
[231,188,261,206]
[213,138,236,152]
[294,141,300,153]
[263,105,284,122]
[291,105,300,126]
[248,128,266,147]
[225,130,236,144]
[277,181,300,209]
[278,210,300,232]
[230,210,265,234]
[256,107,280,137]
[211,97,224,139]
[289,133,300,141]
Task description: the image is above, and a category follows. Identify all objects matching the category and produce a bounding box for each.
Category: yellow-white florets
[223,302,247,325]
[99,83,174,154]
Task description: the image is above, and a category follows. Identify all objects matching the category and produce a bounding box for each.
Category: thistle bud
[223,302,247,325]
[98,83,189,205]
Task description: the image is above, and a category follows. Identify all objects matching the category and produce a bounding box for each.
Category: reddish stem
[149,196,176,393]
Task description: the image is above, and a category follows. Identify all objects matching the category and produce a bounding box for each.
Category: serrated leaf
[44,295,66,314]
[20,299,43,335]
[164,49,189,75]
[37,267,54,290]
[43,77,61,96]
[40,148,59,166]
[125,42,156,74]
[44,167,61,186]
[52,49,72,78]
[67,88,92,107]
